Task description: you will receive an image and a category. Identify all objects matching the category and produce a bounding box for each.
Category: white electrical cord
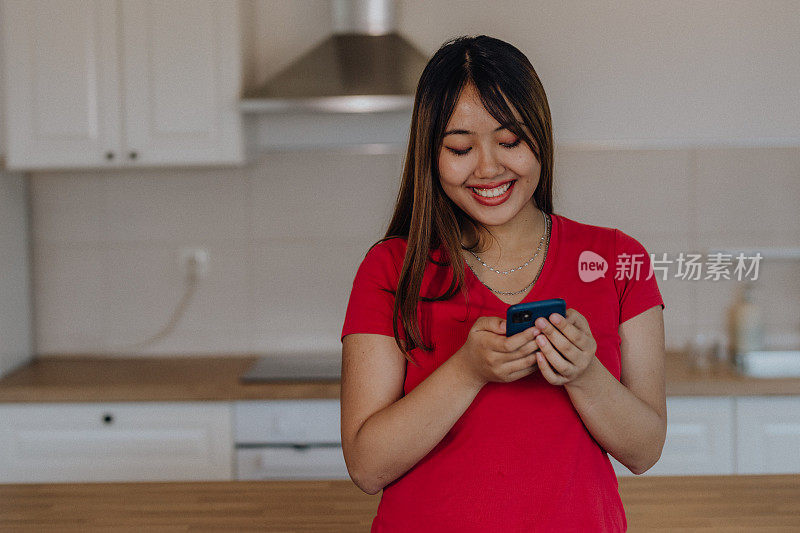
[100,261,200,355]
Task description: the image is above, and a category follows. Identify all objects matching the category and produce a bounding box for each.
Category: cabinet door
[234,400,341,444]
[1,0,122,169]
[0,402,233,483]
[236,446,350,481]
[119,0,243,166]
[737,396,800,474]
[233,400,345,480]
[610,396,736,476]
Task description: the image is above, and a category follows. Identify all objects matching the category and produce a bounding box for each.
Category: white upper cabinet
[1,0,122,169]
[1,0,243,170]
[118,0,242,166]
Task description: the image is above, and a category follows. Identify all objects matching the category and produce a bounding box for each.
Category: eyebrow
[443,122,525,137]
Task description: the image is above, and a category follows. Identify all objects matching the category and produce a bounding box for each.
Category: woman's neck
[464,205,547,263]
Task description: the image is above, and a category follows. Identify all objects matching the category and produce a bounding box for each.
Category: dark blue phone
[506,298,567,336]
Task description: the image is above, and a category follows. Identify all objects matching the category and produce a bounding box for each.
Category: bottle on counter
[686,332,716,373]
[726,281,765,368]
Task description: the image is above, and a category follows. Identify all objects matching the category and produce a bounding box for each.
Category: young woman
[340,34,666,532]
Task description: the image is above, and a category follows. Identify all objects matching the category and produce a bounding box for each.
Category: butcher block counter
[0,350,799,402]
[0,355,338,402]
[2,475,800,531]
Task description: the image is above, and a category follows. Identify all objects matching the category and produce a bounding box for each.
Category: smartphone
[506,298,567,337]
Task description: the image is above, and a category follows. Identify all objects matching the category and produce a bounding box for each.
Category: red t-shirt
[340,212,665,532]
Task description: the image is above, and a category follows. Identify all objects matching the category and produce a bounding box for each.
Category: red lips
[469,180,515,206]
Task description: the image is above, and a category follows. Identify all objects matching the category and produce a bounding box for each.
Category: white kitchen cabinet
[1,0,122,169]
[233,400,349,480]
[1,0,242,170]
[736,396,800,474]
[0,402,233,483]
[236,446,349,481]
[610,396,736,476]
[117,0,243,166]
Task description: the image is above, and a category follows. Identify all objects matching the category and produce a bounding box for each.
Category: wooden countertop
[0,356,339,402]
[663,351,800,396]
[1,475,799,531]
[0,351,798,403]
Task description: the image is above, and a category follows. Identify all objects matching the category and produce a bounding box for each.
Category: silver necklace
[468,244,543,275]
[463,212,550,296]
[467,213,547,275]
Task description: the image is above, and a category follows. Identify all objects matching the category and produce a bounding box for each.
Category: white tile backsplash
[32,243,108,354]
[621,232,697,351]
[248,150,402,243]
[30,172,106,244]
[695,147,800,242]
[101,244,180,334]
[251,239,369,353]
[554,148,693,237]
[0,171,33,376]
[26,147,799,357]
[103,167,250,244]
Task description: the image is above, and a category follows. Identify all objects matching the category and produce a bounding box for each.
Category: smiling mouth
[469,180,515,198]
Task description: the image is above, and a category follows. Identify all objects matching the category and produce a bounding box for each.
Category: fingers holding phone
[506,299,567,337]
[455,316,541,386]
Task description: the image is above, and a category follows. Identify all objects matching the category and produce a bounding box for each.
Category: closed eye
[446,139,522,156]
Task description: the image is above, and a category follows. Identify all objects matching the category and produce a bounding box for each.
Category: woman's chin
[468,209,516,228]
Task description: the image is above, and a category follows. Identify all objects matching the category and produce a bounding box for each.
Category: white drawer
[737,396,800,474]
[610,396,735,476]
[234,400,340,443]
[235,446,349,480]
[0,402,232,483]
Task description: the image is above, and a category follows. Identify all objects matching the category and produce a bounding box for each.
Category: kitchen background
[1,0,799,371]
[0,0,799,493]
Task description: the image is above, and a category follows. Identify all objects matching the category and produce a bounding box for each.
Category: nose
[473,143,504,179]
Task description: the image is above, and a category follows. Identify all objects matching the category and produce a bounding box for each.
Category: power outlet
[178,247,209,280]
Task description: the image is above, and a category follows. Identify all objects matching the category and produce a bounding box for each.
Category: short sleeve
[340,240,404,343]
[613,229,665,324]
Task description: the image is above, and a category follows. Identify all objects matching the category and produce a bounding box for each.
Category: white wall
[29,152,403,355]
[243,0,800,147]
[0,171,33,376]
[13,1,800,357]
[26,146,800,356]
[0,4,32,377]
[0,0,5,162]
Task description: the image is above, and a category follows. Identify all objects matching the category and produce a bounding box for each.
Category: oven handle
[236,442,342,450]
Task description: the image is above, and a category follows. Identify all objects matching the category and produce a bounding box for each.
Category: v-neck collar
[464,212,559,308]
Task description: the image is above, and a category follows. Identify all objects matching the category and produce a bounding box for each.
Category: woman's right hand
[455,316,541,387]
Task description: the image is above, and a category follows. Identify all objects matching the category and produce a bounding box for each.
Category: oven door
[235,443,350,480]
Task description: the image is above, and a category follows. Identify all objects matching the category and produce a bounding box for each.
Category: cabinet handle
[105,151,115,160]
[102,413,114,425]
[128,151,138,160]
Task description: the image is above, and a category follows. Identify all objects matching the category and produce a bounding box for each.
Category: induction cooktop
[239,351,341,382]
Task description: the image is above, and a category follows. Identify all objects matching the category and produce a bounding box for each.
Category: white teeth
[471,181,512,198]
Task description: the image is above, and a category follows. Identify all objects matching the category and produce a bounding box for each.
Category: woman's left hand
[530,308,598,387]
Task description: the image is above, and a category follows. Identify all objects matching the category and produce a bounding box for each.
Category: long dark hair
[374,35,554,366]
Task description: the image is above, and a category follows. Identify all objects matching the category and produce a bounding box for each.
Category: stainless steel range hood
[241,0,428,113]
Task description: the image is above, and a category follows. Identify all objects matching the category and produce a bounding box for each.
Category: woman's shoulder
[360,236,452,276]
[553,212,617,243]
[553,212,651,257]
[365,236,408,255]
[359,236,408,271]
